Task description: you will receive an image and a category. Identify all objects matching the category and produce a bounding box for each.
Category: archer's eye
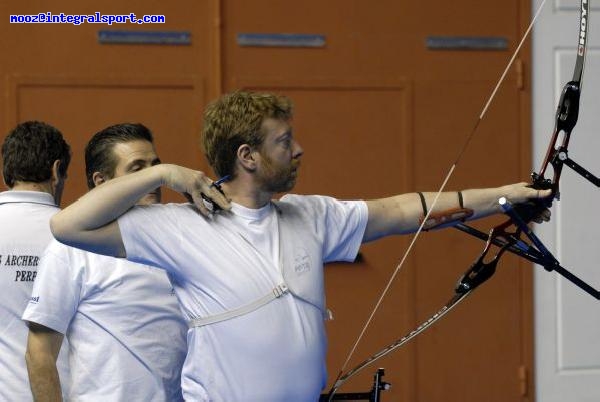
[280,137,292,149]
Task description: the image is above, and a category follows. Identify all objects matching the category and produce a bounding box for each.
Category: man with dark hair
[50,92,551,401]
[83,122,153,189]
[0,121,71,401]
[1,121,71,203]
[23,123,187,401]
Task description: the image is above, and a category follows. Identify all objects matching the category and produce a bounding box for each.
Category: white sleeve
[321,198,368,262]
[281,195,368,263]
[22,240,83,334]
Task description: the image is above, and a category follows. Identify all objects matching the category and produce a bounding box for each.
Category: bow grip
[509,179,555,224]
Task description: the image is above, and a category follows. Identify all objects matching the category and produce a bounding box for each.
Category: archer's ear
[237,144,257,172]
[92,172,106,187]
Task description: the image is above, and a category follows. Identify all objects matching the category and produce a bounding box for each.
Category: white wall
[532,0,600,401]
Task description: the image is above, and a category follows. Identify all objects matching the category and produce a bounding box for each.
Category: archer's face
[255,118,303,194]
[111,140,161,205]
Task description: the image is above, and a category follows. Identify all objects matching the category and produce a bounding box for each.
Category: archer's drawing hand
[162,164,231,216]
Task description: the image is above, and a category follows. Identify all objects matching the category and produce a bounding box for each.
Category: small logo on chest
[293,248,311,275]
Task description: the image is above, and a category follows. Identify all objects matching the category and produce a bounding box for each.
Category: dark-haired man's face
[111,140,161,205]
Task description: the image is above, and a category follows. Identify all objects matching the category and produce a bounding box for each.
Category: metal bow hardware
[326,0,598,399]
[455,0,599,299]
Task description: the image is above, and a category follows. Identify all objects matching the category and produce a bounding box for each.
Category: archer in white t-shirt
[50,92,551,401]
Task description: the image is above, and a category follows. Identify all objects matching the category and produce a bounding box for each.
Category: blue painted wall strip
[237,33,326,48]
[426,36,507,50]
[98,30,191,45]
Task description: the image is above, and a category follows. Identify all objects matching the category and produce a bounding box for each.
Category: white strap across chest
[188,283,289,328]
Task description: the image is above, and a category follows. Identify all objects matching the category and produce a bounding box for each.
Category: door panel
[6,75,205,205]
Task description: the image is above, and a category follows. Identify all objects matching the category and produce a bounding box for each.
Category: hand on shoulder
[160,164,231,216]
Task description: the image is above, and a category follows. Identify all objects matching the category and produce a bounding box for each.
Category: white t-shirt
[0,191,70,401]
[22,239,188,401]
[119,194,368,402]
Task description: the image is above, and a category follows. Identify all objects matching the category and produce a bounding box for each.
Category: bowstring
[335,0,549,379]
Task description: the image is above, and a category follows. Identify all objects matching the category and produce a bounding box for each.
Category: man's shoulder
[274,195,344,222]
[40,240,156,285]
[276,194,367,229]
[44,239,117,267]
[276,193,319,212]
[120,203,201,232]
[278,194,363,210]
[0,190,57,206]
[278,193,331,205]
[128,202,197,218]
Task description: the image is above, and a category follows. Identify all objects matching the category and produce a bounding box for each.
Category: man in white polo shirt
[0,121,71,401]
[23,123,187,401]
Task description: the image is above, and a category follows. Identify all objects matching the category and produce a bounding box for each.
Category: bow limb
[326,230,517,400]
[533,0,588,195]
[326,293,469,401]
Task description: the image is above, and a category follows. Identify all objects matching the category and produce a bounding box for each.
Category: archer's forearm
[51,164,165,237]
[364,183,547,241]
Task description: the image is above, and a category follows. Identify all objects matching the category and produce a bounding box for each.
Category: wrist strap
[419,190,473,230]
[417,192,428,216]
